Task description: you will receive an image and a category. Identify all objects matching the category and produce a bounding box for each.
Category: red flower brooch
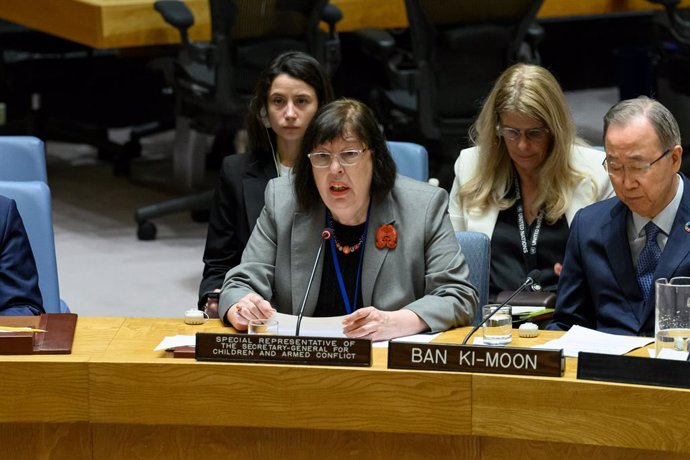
[375,223,398,249]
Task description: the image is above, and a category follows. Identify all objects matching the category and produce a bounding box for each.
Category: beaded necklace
[326,212,366,254]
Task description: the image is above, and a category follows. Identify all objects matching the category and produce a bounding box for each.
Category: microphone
[462,269,542,345]
[295,227,333,336]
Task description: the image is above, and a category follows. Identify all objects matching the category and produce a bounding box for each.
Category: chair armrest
[154,0,194,43]
[353,28,397,59]
[321,3,343,29]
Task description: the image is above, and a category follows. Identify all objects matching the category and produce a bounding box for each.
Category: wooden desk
[2,0,690,49]
[1,316,689,459]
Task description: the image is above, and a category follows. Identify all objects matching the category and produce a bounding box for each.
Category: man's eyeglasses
[307,148,367,168]
[603,147,672,179]
[496,126,550,142]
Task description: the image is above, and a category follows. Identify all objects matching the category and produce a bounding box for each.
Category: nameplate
[195,333,371,367]
[388,342,564,377]
[577,352,690,389]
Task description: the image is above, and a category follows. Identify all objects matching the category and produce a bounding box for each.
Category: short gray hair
[603,96,681,149]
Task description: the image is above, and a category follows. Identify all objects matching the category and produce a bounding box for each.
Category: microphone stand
[295,228,333,336]
[462,270,540,345]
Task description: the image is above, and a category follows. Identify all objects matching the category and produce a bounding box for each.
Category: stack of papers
[533,325,654,357]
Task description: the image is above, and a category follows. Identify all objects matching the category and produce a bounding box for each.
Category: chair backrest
[232,0,326,42]
[387,141,429,182]
[0,181,66,313]
[455,231,490,312]
[232,0,333,91]
[157,0,337,133]
[0,136,48,182]
[404,0,544,141]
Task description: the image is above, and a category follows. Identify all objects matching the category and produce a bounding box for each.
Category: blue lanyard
[327,207,370,315]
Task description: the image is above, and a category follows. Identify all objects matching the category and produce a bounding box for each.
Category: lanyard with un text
[515,177,544,270]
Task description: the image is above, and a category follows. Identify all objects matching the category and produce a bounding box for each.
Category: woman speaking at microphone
[219,99,478,341]
[198,51,335,316]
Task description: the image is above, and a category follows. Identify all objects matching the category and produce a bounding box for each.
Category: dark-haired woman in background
[219,99,477,340]
[199,51,335,315]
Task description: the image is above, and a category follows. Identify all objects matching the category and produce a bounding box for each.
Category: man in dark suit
[0,195,43,315]
[549,96,690,336]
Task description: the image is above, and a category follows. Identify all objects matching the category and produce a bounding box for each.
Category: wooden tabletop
[2,316,689,459]
[1,0,689,49]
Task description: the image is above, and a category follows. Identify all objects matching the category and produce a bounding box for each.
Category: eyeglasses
[603,147,672,179]
[496,126,550,142]
[307,148,367,168]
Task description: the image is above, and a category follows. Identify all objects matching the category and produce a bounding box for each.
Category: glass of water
[248,318,279,335]
[655,277,690,357]
[482,304,512,346]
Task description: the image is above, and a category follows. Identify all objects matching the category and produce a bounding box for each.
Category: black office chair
[648,0,690,176]
[135,0,342,240]
[0,20,171,176]
[355,0,544,189]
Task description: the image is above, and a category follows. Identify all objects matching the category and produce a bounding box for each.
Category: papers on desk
[533,325,653,358]
[154,335,196,351]
[153,313,442,351]
[254,313,441,346]
[273,312,345,337]
[391,333,441,343]
[511,306,545,315]
[647,347,690,360]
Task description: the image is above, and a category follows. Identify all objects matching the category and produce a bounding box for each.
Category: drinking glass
[248,318,279,335]
[655,277,690,357]
[482,304,512,346]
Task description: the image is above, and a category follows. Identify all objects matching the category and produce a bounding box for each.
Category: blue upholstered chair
[0,181,68,313]
[455,231,490,313]
[387,140,429,182]
[0,136,48,182]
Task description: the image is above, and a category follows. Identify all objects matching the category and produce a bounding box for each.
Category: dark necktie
[636,221,662,300]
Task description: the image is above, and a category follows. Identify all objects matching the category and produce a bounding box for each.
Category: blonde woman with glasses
[449,63,613,299]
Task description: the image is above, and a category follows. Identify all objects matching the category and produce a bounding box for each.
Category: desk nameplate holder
[195,333,372,367]
[388,342,565,377]
[577,352,690,389]
[0,313,77,355]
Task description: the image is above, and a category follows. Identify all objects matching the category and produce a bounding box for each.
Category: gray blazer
[220,174,478,332]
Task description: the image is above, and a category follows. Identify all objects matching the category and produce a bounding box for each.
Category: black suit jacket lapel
[242,158,276,230]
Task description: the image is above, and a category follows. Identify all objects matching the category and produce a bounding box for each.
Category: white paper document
[512,306,546,315]
[647,348,690,360]
[153,313,445,351]
[273,312,346,337]
[533,325,654,358]
[154,334,196,351]
[391,333,441,344]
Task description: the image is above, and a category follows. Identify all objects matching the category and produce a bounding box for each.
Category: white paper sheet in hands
[273,312,346,337]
